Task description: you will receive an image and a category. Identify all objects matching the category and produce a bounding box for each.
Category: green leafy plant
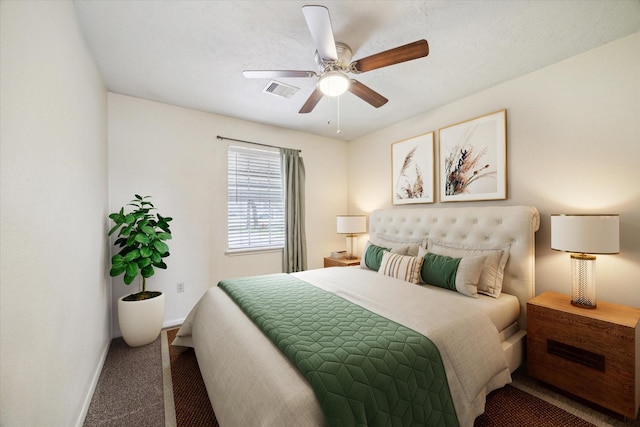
[108,195,172,301]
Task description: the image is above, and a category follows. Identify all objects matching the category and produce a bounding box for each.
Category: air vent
[263,81,299,99]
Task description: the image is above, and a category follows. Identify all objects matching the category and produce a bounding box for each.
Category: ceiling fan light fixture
[317,71,350,97]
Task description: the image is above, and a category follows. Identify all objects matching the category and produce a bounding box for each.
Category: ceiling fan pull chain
[326,96,341,134]
[336,96,341,135]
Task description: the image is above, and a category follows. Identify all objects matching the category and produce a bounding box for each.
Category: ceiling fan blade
[302,5,338,62]
[350,39,429,73]
[243,70,317,79]
[299,88,324,114]
[348,80,388,108]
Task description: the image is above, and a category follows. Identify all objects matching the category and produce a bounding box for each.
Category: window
[227,145,284,251]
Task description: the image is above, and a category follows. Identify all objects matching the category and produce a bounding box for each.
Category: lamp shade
[551,214,619,254]
[318,71,350,97]
[337,215,367,235]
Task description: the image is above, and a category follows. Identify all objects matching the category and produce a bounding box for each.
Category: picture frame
[391,131,434,205]
[438,109,507,202]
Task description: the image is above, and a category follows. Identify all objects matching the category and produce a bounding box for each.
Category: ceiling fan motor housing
[315,42,353,72]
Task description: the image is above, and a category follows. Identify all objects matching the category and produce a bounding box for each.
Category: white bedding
[300,267,519,333]
[175,267,512,427]
[422,284,520,333]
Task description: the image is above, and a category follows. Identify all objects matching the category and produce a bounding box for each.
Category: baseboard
[75,337,111,427]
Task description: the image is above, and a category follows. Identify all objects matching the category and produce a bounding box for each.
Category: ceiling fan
[243,5,429,114]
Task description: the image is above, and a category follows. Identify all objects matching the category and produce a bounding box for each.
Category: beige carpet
[84,336,164,427]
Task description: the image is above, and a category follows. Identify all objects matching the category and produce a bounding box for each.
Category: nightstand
[323,257,361,268]
[527,291,640,418]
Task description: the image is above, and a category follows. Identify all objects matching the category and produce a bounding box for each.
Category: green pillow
[418,247,487,297]
[421,252,461,291]
[364,243,391,271]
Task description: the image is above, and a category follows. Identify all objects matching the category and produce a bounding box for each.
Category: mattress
[415,282,520,333]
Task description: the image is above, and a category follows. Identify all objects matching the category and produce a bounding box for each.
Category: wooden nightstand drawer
[323,257,360,268]
[527,292,640,418]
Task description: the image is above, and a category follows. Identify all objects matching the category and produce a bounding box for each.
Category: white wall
[0,2,109,427]
[348,33,640,308]
[108,94,348,334]
[0,5,634,424]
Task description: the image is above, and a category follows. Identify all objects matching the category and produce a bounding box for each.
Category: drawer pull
[547,339,605,371]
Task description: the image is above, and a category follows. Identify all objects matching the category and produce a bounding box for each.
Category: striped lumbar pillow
[377,251,424,284]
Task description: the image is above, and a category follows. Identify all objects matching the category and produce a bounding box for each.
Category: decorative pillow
[360,241,408,270]
[427,239,510,298]
[418,247,485,297]
[374,233,427,257]
[377,251,423,284]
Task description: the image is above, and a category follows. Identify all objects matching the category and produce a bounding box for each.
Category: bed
[173,205,540,427]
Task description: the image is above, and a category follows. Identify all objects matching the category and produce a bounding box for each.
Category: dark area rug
[165,328,600,426]
[475,384,595,427]
[167,328,218,427]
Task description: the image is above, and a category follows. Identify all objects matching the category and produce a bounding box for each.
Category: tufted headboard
[368,205,540,329]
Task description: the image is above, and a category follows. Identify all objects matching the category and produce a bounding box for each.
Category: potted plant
[108,195,173,347]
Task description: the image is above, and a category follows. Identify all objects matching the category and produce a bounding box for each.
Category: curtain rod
[216,135,301,153]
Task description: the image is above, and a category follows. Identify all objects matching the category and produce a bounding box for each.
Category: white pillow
[427,239,510,298]
[417,247,485,297]
[373,233,426,257]
[378,252,423,284]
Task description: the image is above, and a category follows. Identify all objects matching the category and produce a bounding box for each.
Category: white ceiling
[73,1,640,141]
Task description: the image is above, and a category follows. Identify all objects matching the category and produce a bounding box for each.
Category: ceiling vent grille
[263,80,299,99]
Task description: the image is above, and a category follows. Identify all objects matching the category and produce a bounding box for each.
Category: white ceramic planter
[118,292,165,347]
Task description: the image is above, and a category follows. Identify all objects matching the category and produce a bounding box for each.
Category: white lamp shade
[551,214,619,254]
[337,215,367,235]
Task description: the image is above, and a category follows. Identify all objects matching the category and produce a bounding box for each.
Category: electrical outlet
[177,282,185,293]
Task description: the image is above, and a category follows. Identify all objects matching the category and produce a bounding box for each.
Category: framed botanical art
[438,109,507,202]
[391,132,434,205]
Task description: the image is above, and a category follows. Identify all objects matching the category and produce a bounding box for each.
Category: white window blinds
[227,145,284,250]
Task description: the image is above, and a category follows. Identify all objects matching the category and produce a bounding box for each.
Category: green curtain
[281,148,307,273]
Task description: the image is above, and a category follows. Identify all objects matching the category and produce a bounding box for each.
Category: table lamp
[336,215,367,259]
[551,214,619,308]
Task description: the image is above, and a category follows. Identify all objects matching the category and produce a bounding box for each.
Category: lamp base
[570,253,597,309]
[345,234,358,259]
[570,300,597,309]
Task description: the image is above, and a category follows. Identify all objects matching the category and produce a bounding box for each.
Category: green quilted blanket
[218,273,459,427]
